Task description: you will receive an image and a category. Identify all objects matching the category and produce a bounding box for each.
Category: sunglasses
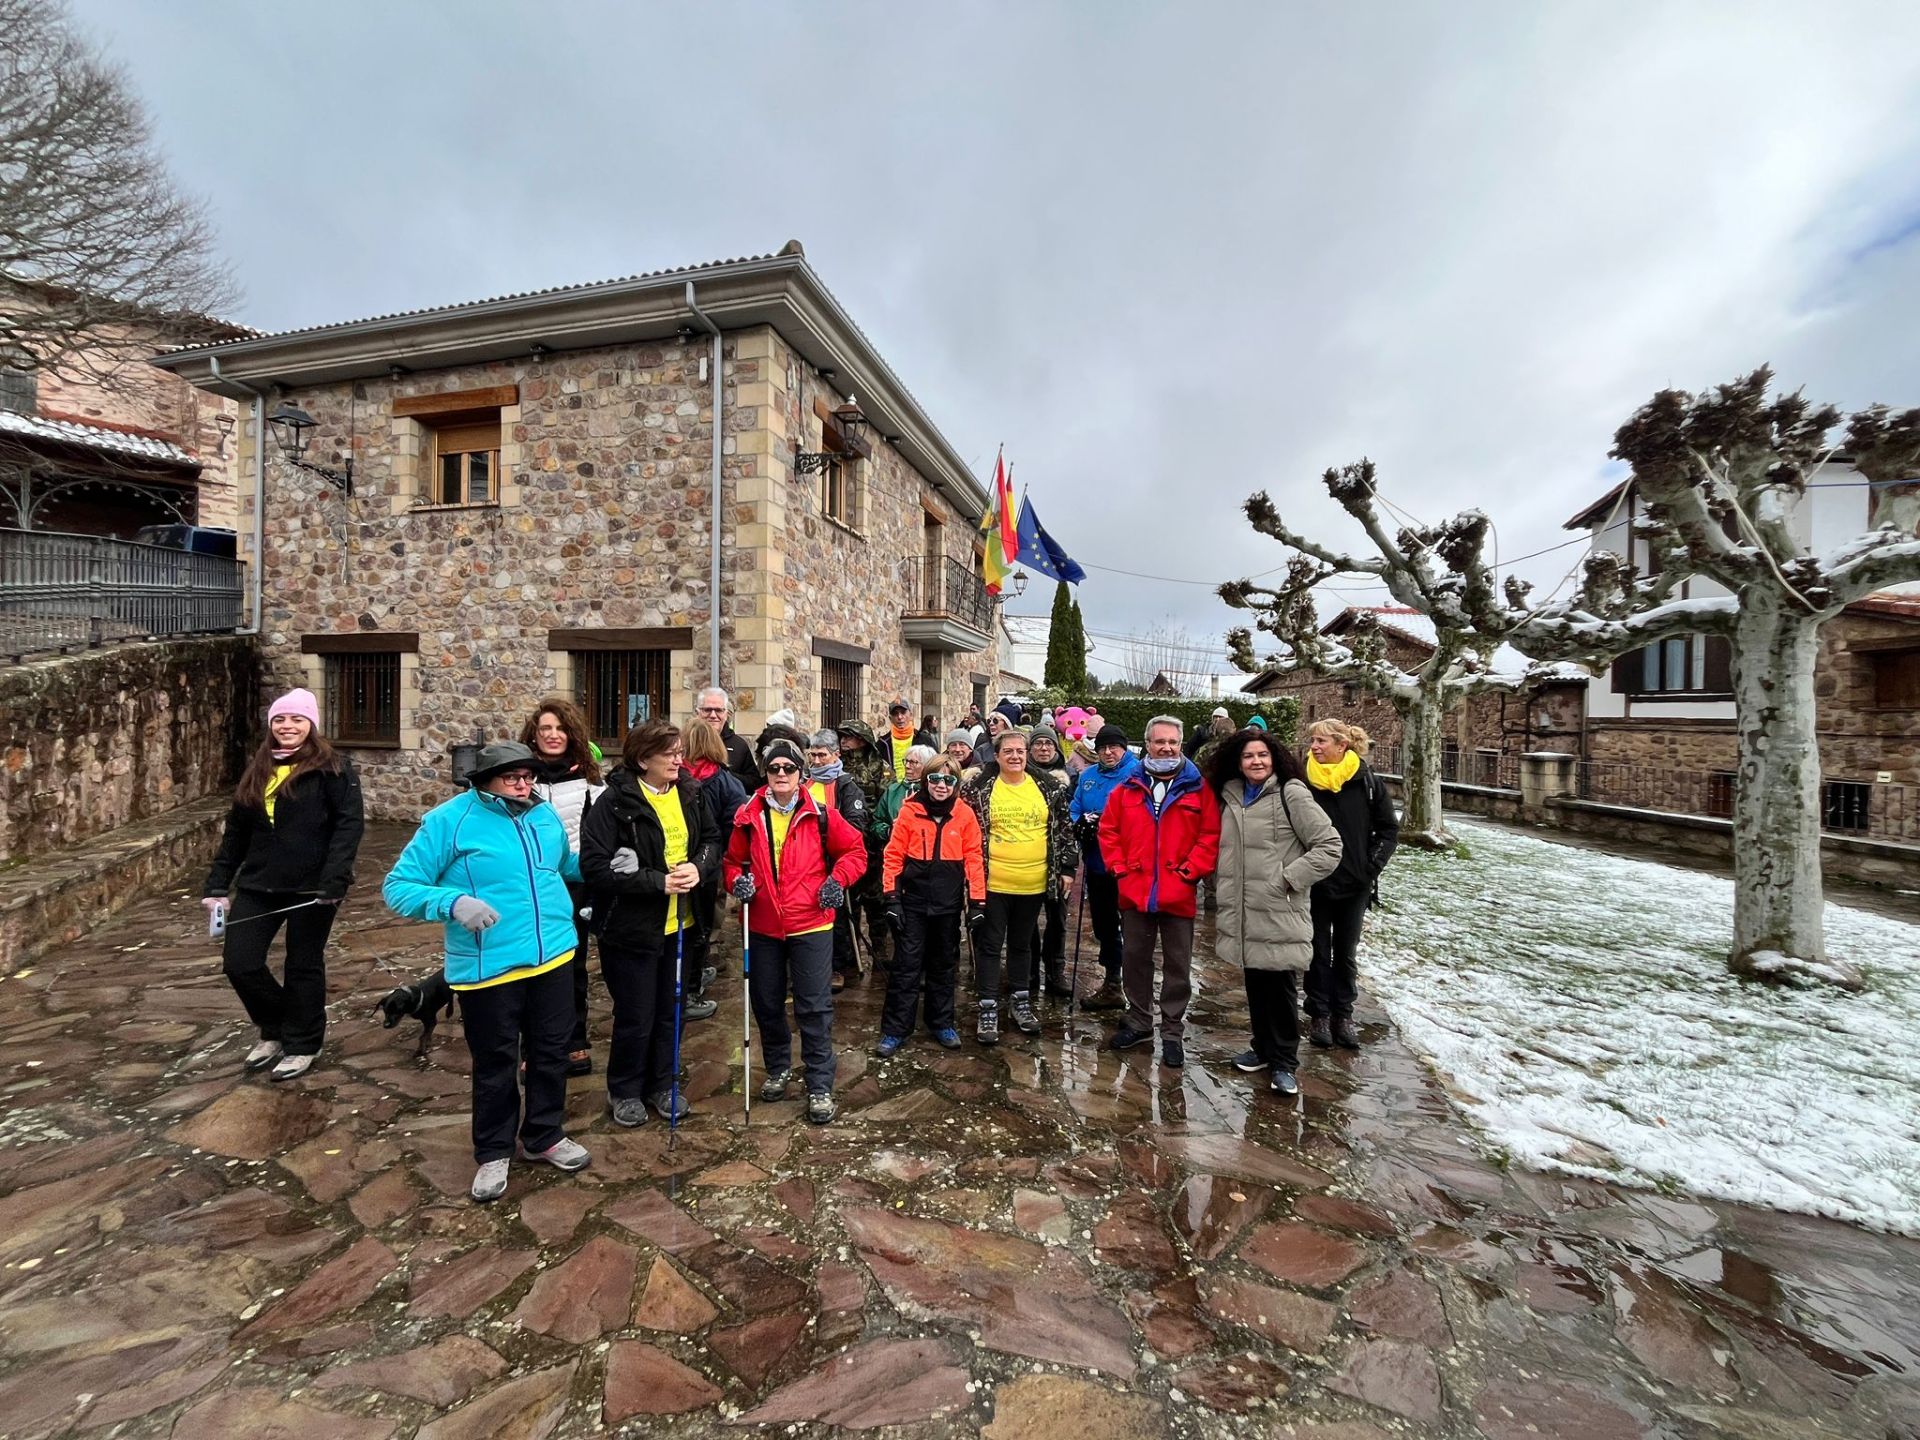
[924,774,956,787]
[765,763,800,775]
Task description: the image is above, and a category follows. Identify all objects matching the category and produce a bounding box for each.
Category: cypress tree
[1044,582,1075,688]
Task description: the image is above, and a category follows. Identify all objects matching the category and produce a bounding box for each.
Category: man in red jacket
[723,738,868,1124]
[1098,716,1221,1069]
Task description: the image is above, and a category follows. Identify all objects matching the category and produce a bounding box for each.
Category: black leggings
[975,891,1044,999]
[222,888,338,1055]
[1306,887,1369,1019]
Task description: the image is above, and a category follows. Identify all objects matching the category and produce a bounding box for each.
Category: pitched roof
[0,407,198,469]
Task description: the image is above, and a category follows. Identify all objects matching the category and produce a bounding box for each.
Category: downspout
[684,282,724,690]
[208,355,266,635]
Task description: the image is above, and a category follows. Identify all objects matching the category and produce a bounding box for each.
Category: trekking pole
[669,912,685,1151]
[1068,872,1087,1024]
[740,870,752,1129]
[218,897,327,931]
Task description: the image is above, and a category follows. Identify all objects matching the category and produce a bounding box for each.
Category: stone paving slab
[2,823,1919,1437]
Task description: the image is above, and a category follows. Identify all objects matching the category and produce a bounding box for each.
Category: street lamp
[266,402,354,495]
[1011,569,1029,597]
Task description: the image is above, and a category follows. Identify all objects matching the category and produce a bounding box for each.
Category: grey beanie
[945,728,974,748]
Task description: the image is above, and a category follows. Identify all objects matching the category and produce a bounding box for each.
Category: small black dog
[375,970,455,1057]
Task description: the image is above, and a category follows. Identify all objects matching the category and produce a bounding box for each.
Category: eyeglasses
[924,774,957,787]
[495,772,536,786]
[765,763,800,776]
[696,706,726,717]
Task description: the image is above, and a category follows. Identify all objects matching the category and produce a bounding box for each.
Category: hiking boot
[976,1003,1000,1046]
[1106,1025,1152,1052]
[609,1097,649,1127]
[470,1159,510,1203]
[934,1027,962,1050]
[1230,1048,1265,1073]
[243,1039,284,1073]
[528,1137,590,1172]
[566,1049,594,1076]
[759,1068,796,1103]
[831,971,847,994]
[873,1034,907,1059]
[1161,1038,1185,1069]
[682,995,718,1021]
[269,1053,315,1083]
[1009,992,1042,1035]
[806,1090,837,1125]
[1083,977,1126,1011]
[1042,962,1074,998]
[647,1089,689,1122]
[1309,1016,1334,1048]
[1270,1067,1299,1097]
[1334,1017,1361,1050]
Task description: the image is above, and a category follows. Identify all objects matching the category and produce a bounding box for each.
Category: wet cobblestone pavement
[3,825,1919,1438]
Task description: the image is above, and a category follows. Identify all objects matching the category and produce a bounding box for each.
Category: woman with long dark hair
[203,688,365,1082]
[520,696,606,1073]
[1206,729,1342,1097]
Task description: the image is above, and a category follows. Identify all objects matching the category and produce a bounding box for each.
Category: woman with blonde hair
[1302,719,1398,1051]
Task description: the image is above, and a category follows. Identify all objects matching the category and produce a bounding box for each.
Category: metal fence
[1577,759,1918,844]
[0,527,245,661]
[1377,744,1521,790]
[900,554,993,632]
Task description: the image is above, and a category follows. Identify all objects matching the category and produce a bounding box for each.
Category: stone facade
[0,635,258,865]
[232,325,996,819]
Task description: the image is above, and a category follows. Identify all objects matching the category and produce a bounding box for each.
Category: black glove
[817,877,846,909]
[884,899,905,934]
[967,901,987,933]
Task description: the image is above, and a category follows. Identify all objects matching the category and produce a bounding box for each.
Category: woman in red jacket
[723,737,868,1124]
[876,756,986,1057]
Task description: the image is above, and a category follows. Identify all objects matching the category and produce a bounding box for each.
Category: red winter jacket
[1098,761,1222,918]
[724,787,869,940]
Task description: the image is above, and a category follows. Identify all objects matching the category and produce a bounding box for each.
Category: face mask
[1143,753,1182,776]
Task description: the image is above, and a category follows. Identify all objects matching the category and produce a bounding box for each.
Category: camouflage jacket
[959,762,1080,897]
[835,720,891,814]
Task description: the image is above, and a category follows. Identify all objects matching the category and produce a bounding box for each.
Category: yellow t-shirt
[768,804,833,936]
[264,763,293,822]
[989,776,1048,896]
[452,948,574,993]
[642,784,690,934]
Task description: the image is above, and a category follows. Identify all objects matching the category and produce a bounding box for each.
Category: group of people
[201,683,1397,1204]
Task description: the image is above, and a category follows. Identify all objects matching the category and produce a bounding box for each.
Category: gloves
[451,896,500,933]
[884,899,905,934]
[817,877,846,910]
[730,874,756,902]
[609,847,640,876]
[967,901,987,933]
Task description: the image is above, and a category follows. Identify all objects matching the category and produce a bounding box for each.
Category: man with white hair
[695,687,760,790]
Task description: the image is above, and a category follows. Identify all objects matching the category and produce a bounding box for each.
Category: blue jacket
[1069,750,1142,875]
[382,789,582,987]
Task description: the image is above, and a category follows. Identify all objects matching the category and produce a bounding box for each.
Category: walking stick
[1068,872,1087,1023]
[740,874,752,1129]
[669,913,685,1151]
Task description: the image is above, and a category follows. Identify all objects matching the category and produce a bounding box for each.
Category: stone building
[152,245,1001,817]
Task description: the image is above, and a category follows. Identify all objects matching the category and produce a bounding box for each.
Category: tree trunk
[1396,692,1453,849]
[1726,602,1863,989]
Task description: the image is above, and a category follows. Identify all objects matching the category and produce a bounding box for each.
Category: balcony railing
[901,554,992,633]
[0,527,246,662]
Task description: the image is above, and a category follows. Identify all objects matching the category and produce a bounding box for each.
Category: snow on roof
[0,408,198,468]
[1329,605,1588,683]
[1001,614,1052,644]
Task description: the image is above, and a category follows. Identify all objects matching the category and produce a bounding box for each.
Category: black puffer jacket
[579,770,722,948]
[1307,762,1399,901]
[205,763,365,899]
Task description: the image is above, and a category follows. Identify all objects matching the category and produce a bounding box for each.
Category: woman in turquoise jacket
[383,740,591,1203]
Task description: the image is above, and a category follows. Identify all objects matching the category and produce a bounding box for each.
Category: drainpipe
[684,282,724,690]
[208,355,265,635]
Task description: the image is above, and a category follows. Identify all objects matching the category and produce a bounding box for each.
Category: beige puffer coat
[1215,777,1344,972]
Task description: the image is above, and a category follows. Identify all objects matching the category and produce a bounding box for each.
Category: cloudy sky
[71,0,1920,680]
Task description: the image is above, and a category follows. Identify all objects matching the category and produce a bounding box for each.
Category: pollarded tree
[1504,368,1920,989]
[1221,464,1570,848]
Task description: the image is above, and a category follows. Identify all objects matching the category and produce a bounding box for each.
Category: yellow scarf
[1307,750,1361,792]
[889,723,916,781]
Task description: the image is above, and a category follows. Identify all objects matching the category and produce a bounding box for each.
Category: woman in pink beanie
[203,687,365,1081]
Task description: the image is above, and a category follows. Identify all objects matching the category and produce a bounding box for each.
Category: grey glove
[450,896,500,933]
[609,847,640,876]
[817,877,846,909]
[730,873,756,902]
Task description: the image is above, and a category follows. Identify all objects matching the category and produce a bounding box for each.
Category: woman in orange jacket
[876,756,985,1056]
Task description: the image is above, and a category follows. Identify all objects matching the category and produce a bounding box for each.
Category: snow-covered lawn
[1363,819,1920,1235]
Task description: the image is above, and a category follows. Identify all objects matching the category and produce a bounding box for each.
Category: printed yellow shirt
[642,784,690,934]
[989,777,1048,895]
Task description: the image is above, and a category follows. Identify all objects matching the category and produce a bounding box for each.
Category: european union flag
[1014,496,1086,584]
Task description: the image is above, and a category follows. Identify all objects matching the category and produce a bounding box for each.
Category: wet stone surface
[1,823,1918,1436]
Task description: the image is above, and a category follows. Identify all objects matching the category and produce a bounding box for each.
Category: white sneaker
[244,1039,284,1072]
[269,1053,315,1083]
[471,1159,510,1203]
[527,1137,590,1172]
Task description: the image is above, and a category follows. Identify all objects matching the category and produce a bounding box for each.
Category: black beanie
[761,738,805,774]
[1094,724,1129,750]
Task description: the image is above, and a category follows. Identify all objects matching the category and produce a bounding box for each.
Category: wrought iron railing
[901,554,992,632]
[0,527,245,661]
[1377,744,1521,791]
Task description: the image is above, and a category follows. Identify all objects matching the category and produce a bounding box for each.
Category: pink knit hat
[268,687,321,729]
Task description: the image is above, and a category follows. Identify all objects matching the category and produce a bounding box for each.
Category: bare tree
[1221,466,1563,846]
[1115,620,1204,693]
[1506,368,1920,990]
[0,0,236,383]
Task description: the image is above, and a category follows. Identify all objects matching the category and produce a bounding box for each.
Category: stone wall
[0,635,258,865]
[238,325,996,819]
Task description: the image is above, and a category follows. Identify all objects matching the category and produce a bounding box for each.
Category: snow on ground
[1363,819,1920,1235]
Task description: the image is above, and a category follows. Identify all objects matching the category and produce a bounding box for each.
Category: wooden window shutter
[1701,635,1732,693]
[435,420,500,453]
[1611,648,1644,694]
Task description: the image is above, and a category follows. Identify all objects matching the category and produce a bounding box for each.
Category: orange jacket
[881,796,986,913]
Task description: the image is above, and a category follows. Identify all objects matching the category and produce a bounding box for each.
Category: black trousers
[975,891,1044,999]
[1029,894,1066,968]
[1244,967,1301,1071]
[1306,887,1370,1019]
[882,909,959,1038]
[222,888,338,1056]
[686,879,720,993]
[565,881,592,1052]
[458,961,572,1164]
[601,927,686,1101]
[1085,871,1123,978]
[748,929,836,1093]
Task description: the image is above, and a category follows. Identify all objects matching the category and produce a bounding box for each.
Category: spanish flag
[980,450,1016,594]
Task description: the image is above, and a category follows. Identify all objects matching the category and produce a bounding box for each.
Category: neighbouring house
[151,243,1002,817]
[0,285,248,536]
[1241,605,1588,782]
